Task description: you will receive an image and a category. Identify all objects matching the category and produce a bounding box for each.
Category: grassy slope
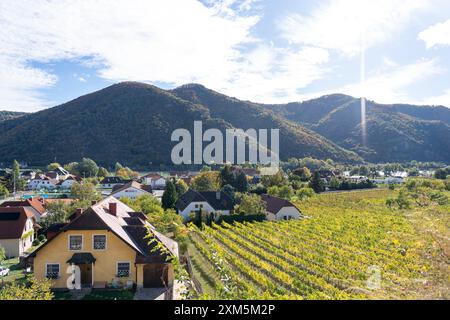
[188,189,449,299]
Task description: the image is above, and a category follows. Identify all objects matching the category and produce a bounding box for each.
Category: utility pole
[13,168,16,199]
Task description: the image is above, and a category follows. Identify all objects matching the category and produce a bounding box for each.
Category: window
[93,235,106,250]
[117,262,130,277]
[46,264,60,279]
[69,235,83,250]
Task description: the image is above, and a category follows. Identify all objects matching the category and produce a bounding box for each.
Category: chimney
[216,191,221,200]
[69,208,83,221]
[109,202,117,216]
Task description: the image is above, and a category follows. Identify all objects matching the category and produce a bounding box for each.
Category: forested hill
[0,82,360,167]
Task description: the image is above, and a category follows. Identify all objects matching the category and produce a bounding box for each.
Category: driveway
[134,287,167,300]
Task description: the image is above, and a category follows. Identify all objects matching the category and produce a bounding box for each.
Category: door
[79,264,92,287]
[143,264,168,288]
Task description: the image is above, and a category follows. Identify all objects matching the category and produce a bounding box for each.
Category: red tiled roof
[1,197,46,215]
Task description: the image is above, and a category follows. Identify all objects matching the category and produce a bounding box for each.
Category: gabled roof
[1,197,46,215]
[111,181,152,195]
[175,190,234,212]
[260,194,301,215]
[100,176,129,184]
[30,196,178,261]
[141,173,164,180]
[0,207,35,239]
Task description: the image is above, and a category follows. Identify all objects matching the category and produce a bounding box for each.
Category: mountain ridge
[0,82,361,167]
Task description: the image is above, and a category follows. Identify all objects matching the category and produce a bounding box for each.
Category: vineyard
[187,189,450,300]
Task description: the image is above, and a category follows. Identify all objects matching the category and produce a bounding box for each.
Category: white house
[261,194,302,221]
[141,174,166,190]
[58,175,81,190]
[0,207,37,258]
[110,181,153,200]
[27,176,58,190]
[175,190,234,220]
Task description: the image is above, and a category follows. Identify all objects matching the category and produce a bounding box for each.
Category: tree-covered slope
[0,82,360,167]
[266,95,450,163]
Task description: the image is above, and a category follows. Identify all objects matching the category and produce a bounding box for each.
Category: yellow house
[30,196,178,290]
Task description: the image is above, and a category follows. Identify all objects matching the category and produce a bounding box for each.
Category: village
[0,158,448,300]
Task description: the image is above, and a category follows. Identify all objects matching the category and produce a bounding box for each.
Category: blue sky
[1,0,450,112]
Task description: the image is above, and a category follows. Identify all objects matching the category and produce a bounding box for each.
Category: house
[99,176,132,189]
[0,207,38,257]
[110,181,153,200]
[348,176,368,183]
[0,197,47,221]
[46,167,70,180]
[27,176,58,190]
[30,196,178,290]
[175,190,234,220]
[58,175,82,190]
[20,170,37,181]
[261,194,302,221]
[141,174,166,190]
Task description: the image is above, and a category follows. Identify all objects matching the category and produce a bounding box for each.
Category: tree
[359,166,369,176]
[200,165,211,172]
[0,277,53,300]
[175,179,188,196]
[296,188,315,201]
[47,163,61,171]
[71,181,100,202]
[293,167,312,182]
[435,168,449,180]
[278,185,294,200]
[235,194,267,216]
[310,171,325,193]
[261,170,287,188]
[76,158,99,178]
[162,181,178,209]
[191,172,221,191]
[115,162,124,172]
[8,160,26,192]
[97,167,109,178]
[222,184,236,202]
[0,246,5,263]
[220,165,235,187]
[64,162,79,175]
[39,202,72,230]
[0,183,9,197]
[235,172,249,192]
[116,167,139,180]
[329,177,340,190]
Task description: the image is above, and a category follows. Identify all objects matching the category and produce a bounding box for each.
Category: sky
[1,0,450,112]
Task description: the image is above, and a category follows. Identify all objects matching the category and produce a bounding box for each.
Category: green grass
[0,258,27,285]
[52,291,72,300]
[186,242,221,297]
[82,290,135,300]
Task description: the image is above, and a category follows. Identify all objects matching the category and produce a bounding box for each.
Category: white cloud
[279,0,429,56]
[296,59,444,104]
[419,19,450,48]
[217,46,330,103]
[0,0,260,111]
[420,89,450,107]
